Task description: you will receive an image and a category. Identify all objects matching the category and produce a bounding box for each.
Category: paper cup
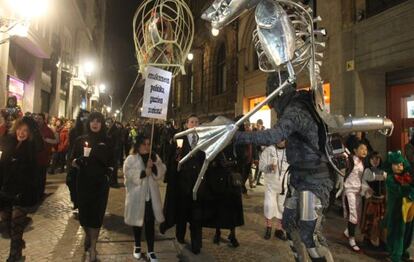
[83,147,91,157]
[176,139,183,148]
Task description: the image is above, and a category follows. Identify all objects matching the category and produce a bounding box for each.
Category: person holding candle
[0,117,38,261]
[123,134,166,261]
[70,112,114,262]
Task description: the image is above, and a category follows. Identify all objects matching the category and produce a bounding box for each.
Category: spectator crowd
[0,95,413,262]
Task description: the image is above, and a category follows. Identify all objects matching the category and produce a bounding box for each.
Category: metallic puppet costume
[174,1,394,261]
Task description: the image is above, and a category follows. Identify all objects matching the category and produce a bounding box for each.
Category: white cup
[83,147,92,157]
[176,139,183,148]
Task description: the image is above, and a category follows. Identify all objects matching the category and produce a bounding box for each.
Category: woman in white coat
[259,140,289,240]
[123,135,166,262]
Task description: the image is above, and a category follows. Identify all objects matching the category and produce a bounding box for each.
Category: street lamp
[187,52,194,61]
[99,83,106,93]
[106,106,112,113]
[1,0,49,44]
[115,109,120,114]
[84,60,95,76]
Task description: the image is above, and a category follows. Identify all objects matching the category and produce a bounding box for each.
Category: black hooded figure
[235,71,334,262]
[69,112,114,261]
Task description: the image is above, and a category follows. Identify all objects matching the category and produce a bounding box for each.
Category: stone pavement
[0,172,397,261]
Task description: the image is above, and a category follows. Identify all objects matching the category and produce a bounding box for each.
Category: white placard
[141,66,172,120]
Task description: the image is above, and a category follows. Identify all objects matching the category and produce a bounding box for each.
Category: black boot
[264,227,272,240]
[213,229,221,245]
[7,239,24,262]
[228,234,239,248]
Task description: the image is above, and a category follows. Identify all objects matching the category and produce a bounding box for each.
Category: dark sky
[104,0,141,109]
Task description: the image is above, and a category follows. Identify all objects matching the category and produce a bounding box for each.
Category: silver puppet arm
[174,77,294,200]
[331,116,394,137]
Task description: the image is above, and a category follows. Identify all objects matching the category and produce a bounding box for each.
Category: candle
[83,141,91,157]
[0,150,2,160]
[176,139,183,148]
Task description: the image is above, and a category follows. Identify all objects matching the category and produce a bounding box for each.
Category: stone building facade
[0,0,106,119]
[170,0,414,153]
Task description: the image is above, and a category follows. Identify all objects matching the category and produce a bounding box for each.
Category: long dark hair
[86,112,107,139]
[131,134,149,155]
[73,109,89,137]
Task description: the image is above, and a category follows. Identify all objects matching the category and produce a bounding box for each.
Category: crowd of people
[0,94,414,262]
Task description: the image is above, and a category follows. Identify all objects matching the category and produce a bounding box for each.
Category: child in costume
[343,141,372,252]
[384,151,414,262]
[259,140,289,240]
[361,152,387,248]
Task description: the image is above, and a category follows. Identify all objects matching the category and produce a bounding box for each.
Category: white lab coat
[123,153,166,227]
[259,145,289,220]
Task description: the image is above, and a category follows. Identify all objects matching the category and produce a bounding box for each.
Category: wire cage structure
[133,0,194,77]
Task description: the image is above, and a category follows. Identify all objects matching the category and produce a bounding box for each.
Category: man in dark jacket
[106,118,121,188]
[235,72,333,262]
[161,114,204,254]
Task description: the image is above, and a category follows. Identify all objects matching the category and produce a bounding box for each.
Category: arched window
[216,44,226,95]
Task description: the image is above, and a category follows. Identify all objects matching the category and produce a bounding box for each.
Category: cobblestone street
[0,172,398,261]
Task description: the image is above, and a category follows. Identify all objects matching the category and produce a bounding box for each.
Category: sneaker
[133,247,141,259]
[147,252,158,262]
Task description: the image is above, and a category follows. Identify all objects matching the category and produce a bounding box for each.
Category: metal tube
[235,77,294,126]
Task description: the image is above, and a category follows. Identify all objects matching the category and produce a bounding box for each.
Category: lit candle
[0,150,2,160]
[83,141,91,157]
[176,139,183,148]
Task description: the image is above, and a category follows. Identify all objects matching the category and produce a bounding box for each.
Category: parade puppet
[172,0,395,261]
[133,0,194,77]
[384,151,414,262]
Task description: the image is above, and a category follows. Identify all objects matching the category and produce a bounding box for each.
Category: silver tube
[331,117,394,136]
[235,78,294,125]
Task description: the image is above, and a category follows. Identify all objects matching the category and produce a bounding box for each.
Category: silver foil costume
[174,1,394,261]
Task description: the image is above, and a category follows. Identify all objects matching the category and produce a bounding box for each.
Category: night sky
[104,0,141,110]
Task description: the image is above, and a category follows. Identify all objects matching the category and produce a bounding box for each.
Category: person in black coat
[66,110,89,210]
[106,118,121,188]
[0,117,38,261]
[70,112,114,261]
[203,144,244,248]
[160,114,204,254]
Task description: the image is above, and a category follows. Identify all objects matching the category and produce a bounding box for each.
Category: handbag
[228,172,243,188]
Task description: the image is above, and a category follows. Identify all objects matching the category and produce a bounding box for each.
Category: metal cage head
[252,0,326,82]
[133,0,194,77]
